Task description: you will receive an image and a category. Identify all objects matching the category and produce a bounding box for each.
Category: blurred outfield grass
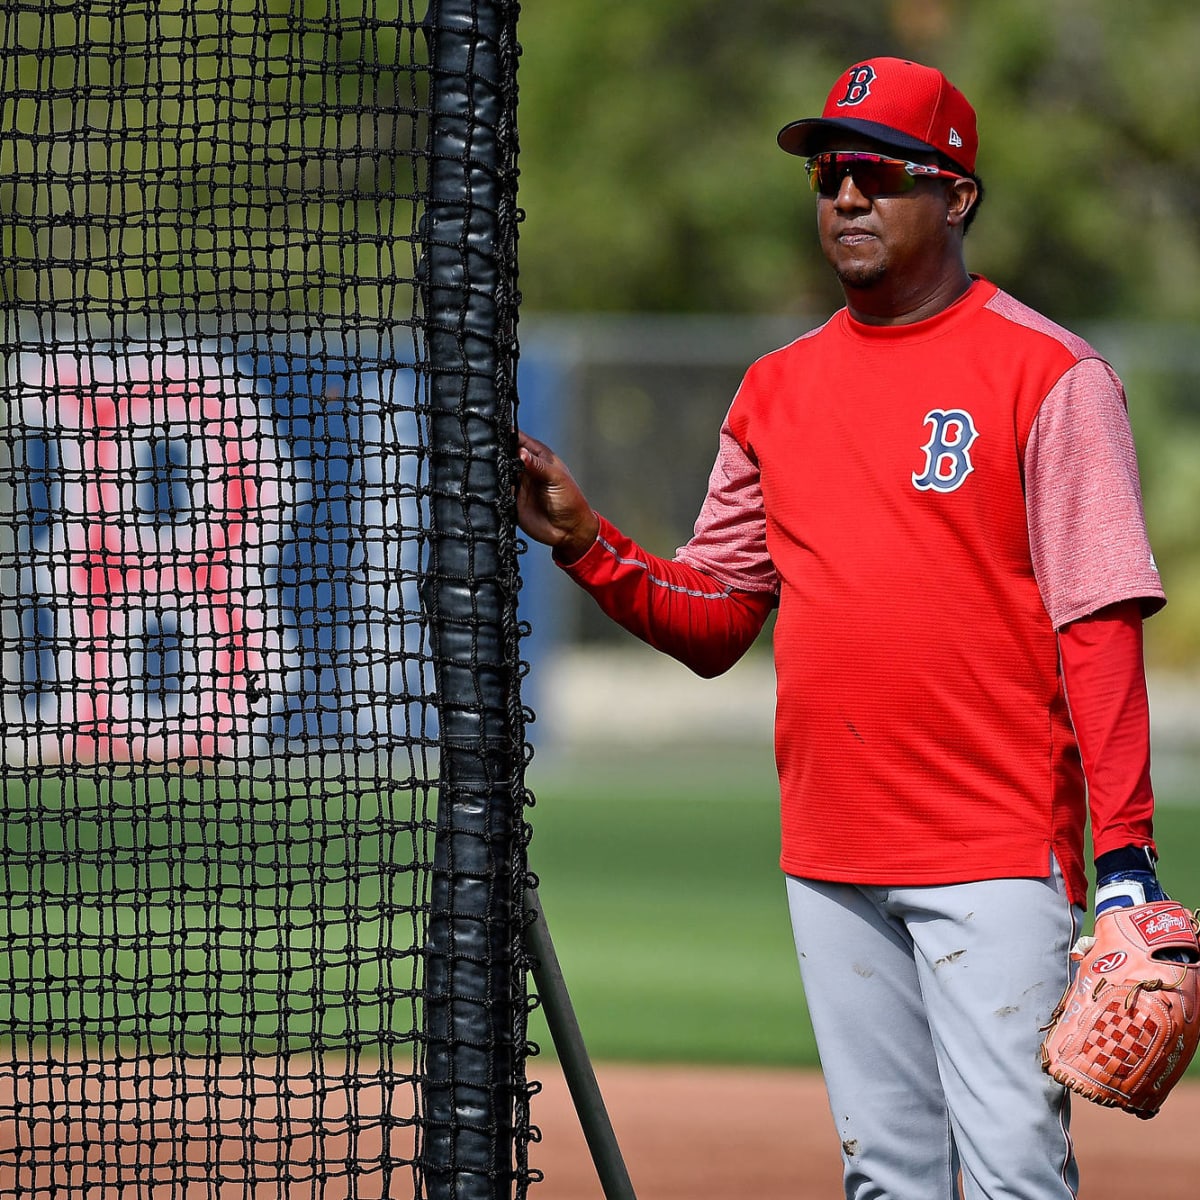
[1,748,1194,1070]
[0,772,426,1050]
[524,744,1200,1071]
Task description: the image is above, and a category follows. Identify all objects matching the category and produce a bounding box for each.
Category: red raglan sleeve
[557,515,775,678]
[1058,600,1156,858]
[1025,357,1165,626]
[1026,358,1164,860]
[556,404,778,678]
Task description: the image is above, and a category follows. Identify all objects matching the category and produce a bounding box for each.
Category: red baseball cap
[777,57,978,174]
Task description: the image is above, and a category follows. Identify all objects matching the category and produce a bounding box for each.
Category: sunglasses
[804,151,968,199]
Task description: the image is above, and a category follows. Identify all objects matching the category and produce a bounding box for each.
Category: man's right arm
[558,515,774,678]
[516,430,775,678]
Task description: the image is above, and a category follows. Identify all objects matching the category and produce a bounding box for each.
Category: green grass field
[2,746,1196,1071]
[525,742,1200,1071]
[0,772,426,1051]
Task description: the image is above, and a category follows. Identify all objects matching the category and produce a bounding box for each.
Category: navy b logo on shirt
[912,409,978,493]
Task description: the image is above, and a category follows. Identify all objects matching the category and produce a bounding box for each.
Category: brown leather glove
[1040,901,1200,1118]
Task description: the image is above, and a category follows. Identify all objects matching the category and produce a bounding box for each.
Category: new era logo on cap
[778,57,979,175]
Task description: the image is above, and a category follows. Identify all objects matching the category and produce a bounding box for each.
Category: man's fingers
[516,431,558,480]
[517,444,546,478]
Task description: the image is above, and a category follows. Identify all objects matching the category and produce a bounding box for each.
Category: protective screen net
[0,3,531,1197]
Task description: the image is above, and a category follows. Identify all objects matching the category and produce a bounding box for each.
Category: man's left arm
[1058,600,1166,915]
[1027,357,1169,915]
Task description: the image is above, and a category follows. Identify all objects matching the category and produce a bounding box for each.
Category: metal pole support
[524,888,638,1200]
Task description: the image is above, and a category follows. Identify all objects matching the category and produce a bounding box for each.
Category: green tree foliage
[516,0,1200,663]
[516,0,1200,323]
[0,0,422,318]
[3,2,1198,657]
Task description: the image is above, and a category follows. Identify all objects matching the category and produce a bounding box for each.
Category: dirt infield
[529,1063,1200,1198]
[0,1057,406,1199]
[1,1056,1192,1196]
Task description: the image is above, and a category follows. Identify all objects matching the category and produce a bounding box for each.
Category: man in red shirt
[517,57,1167,1199]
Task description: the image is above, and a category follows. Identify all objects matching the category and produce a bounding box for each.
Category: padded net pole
[418,2,529,1198]
[0,2,533,1198]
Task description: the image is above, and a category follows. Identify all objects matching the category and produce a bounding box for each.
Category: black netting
[0,2,531,1197]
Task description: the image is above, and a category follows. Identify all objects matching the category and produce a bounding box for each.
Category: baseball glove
[1040,900,1200,1119]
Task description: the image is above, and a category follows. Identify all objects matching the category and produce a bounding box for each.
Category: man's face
[812,136,967,293]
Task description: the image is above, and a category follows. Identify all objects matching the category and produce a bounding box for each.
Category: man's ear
[947,178,978,228]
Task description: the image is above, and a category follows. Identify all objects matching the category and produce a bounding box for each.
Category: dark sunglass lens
[813,156,915,198]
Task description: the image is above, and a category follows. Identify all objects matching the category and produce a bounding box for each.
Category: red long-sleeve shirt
[557,279,1163,904]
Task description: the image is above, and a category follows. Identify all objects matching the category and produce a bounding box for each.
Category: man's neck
[844,265,974,327]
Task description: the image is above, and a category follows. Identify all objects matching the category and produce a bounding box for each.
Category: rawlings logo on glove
[1040,900,1200,1119]
[1134,906,1194,942]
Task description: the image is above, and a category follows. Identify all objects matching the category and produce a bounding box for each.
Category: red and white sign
[12,347,291,762]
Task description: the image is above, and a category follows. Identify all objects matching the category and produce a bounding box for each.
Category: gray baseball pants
[785,865,1083,1200]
